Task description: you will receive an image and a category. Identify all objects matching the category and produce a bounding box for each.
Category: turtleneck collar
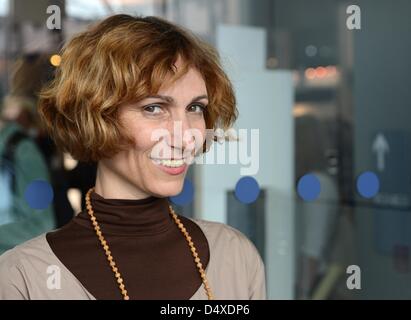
[73,191,174,236]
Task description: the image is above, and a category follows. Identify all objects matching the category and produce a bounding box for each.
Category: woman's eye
[143,105,163,114]
[187,104,206,113]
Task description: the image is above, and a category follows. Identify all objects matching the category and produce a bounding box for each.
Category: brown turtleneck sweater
[46,191,210,300]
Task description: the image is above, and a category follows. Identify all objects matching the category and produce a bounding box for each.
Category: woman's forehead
[155,67,207,95]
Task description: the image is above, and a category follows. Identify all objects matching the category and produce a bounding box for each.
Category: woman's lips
[150,158,188,175]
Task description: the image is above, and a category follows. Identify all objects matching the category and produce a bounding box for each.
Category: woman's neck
[94,161,151,200]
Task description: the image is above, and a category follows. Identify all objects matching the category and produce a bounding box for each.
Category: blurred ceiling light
[300,65,340,88]
[304,67,316,80]
[50,54,61,67]
[315,66,327,78]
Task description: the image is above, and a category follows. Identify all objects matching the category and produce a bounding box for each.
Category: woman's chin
[146,181,185,198]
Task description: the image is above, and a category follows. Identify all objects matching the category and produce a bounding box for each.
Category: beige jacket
[0,218,266,300]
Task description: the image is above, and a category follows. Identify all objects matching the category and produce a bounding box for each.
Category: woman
[0,14,266,300]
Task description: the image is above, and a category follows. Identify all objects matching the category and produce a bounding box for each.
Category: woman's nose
[170,117,194,149]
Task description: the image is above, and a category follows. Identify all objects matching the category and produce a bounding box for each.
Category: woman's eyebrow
[146,94,209,104]
[190,94,209,103]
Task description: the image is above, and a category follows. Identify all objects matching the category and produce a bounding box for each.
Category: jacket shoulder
[0,233,53,299]
[0,233,51,264]
[189,218,266,299]
[189,218,263,264]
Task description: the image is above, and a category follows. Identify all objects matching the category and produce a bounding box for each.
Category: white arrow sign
[372,133,389,172]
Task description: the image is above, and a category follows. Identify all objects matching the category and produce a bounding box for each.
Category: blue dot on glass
[297,173,321,201]
[24,180,54,210]
[357,171,379,198]
[235,176,260,204]
[169,178,194,206]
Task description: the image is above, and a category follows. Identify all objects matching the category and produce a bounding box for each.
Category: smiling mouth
[150,157,188,176]
[150,158,186,167]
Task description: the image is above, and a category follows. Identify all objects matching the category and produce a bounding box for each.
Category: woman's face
[99,64,208,199]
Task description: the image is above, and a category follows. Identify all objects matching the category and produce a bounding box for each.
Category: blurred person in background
[9,53,96,227]
[295,114,340,299]
[0,95,56,255]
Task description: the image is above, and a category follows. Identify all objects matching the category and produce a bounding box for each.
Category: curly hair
[38,14,237,162]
